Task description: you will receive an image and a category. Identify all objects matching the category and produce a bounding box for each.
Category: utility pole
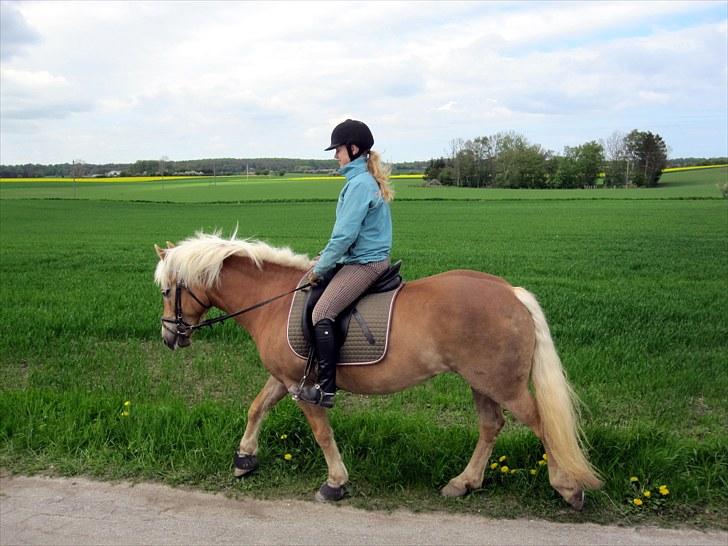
[71,159,85,198]
[159,155,169,191]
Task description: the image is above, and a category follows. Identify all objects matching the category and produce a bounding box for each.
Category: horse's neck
[207,256,304,342]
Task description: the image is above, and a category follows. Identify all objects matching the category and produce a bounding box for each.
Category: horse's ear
[166,241,175,249]
[154,244,166,259]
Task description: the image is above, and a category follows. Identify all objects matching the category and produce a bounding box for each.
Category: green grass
[0,169,726,527]
[1,166,725,202]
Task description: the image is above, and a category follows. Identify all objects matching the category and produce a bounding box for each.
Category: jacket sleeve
[314,180,372,276]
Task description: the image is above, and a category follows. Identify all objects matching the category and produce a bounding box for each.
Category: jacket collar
[338,156,368,179]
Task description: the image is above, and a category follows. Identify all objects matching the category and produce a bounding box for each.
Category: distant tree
[552,141,603,188]
[448,138,464,186]
[601,131,630,187]
[624,130,667,186]
[424,157,446,181]
[493,132,548,188]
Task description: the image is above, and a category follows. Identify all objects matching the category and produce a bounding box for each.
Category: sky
[1,0,726,165]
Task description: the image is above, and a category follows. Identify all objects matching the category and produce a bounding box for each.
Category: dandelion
[490,463,498,470]
[500,465,509,473]
[124,400,131,407]
[659,485,670,496]
[633,498,643,506]
[510,469,517,474]
[498,455,507,462]
[280,434,288,440]
[542,453,548,461]
[630,476,638,482]
[538,460,547,466]
[283,453,293,461]
[530,469,537,475]
[643,490,651,498]
[120,410,130,417]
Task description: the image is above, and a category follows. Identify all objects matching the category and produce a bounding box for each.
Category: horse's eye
[161,288,171,298]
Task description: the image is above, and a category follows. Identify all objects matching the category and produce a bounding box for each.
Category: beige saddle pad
[286,280,403,366]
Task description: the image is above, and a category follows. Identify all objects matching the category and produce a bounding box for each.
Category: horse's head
[155,242,211,350]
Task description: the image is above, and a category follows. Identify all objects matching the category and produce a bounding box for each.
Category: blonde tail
[513,287,602,490]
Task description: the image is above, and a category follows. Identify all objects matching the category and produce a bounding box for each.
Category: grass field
[1,165,725,202]
[1,167,726,527]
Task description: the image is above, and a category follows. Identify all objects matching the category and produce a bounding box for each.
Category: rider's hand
[308,270,320,286]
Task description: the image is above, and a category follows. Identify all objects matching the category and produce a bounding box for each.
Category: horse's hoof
[568,488,585,511]
[233,451,258,478]
[440,481,468,497]
[315,482,345,502]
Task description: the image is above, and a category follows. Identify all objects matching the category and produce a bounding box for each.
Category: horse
[154,232,602,509]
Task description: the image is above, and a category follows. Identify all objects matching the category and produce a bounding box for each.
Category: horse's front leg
[234,375,288,477]
[297,403,349,501]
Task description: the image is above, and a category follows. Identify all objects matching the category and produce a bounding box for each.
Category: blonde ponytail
[367,150,394,202]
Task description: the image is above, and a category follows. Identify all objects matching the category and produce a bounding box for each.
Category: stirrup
[296,384,335,408]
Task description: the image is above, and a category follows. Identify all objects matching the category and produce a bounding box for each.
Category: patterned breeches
[312,259,390,324]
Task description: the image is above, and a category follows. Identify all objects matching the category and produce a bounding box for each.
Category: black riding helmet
[325,119,374,161]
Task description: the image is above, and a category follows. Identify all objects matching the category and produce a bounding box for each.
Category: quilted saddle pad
[286,280,403,366]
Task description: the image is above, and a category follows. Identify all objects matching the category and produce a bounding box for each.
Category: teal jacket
[313,157,392,276]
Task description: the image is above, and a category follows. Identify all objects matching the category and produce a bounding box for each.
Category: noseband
[160,282,211,342]
[160,280,312,344]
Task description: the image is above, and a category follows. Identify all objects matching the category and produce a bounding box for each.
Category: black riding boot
[297,318,337,408]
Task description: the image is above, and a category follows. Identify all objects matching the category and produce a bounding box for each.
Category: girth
[302,261,402,347]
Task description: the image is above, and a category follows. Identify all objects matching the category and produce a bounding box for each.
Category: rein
[161,281,311,339]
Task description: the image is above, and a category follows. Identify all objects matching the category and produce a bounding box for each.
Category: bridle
[160,280,311,345]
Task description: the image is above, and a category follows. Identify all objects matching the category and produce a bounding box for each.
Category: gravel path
[1,475,725,545]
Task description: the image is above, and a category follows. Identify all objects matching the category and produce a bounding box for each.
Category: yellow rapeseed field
[0,176,208,183]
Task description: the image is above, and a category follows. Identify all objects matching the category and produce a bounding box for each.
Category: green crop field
[1,167,726,527]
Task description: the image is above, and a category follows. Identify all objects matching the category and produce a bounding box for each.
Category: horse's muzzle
[161,325,191,350]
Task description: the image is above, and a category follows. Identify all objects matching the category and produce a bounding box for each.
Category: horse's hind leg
[441,389,504,497]
[234,375,288,477]
[501,391,585,510]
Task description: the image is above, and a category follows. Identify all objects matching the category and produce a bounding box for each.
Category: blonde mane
[154,231,313,289]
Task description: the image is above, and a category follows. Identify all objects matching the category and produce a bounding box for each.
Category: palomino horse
[154,233,602,509]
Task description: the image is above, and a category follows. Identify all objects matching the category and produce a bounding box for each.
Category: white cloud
[0,1,726,163]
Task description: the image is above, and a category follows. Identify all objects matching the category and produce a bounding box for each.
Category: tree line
[0,157,430,178]
[424,130,674,188]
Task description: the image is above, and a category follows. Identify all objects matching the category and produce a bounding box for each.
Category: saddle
[302,261,402,345]
[287,261,404,365]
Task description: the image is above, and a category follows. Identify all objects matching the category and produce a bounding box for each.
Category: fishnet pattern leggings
[312,259,390,324]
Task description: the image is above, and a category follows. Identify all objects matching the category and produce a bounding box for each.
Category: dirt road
[1,475,725,545]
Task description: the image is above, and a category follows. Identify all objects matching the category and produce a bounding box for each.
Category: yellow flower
[643,490,651,498]
[280,434,288,440]
[123,400,131,407]
[120,410,129,417]
[542,453,548,461]
[530,469,537,475]
[500,465,509,473]
[283,453,293,461]
[490,463,498,470]
[499,455,507,462]
[629,476,638,482]
[510,469,517,474]
[659,486,670,496]
[538,460,547,466]
[633,498,643,506]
